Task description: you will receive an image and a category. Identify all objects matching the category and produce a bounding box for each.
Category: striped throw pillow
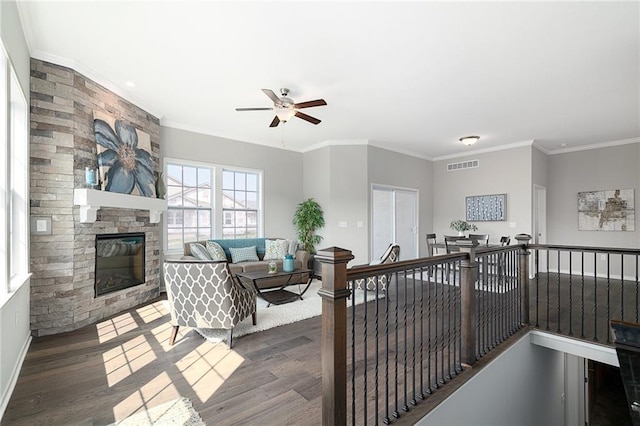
[189,243,213,260]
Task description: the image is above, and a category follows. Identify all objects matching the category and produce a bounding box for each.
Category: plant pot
[458,231,465,237]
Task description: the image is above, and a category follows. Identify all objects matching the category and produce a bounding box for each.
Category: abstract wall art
[93,111,156,198]
[578,189,634,231]
[465,194,507,221]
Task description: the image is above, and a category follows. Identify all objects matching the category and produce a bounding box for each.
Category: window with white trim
[166,163,213,251]
[222,169,259,239]
[164,160,262,252]
[1,42,29,296]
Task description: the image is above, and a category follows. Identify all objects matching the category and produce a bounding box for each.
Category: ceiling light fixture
[275,106,296,122]
[459,136,480,146]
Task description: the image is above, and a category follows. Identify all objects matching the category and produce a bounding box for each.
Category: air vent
[447,159,479,171]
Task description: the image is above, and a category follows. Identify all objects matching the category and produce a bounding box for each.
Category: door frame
[533,184,547,275]
[370,184,419,260]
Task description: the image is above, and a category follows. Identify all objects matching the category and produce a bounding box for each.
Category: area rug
[109,397,204,426]
[194,280,382,344]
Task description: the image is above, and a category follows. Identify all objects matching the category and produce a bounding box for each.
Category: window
[164,160,262,252]
[166,163,213,251]
[222,169,259,238]
[1,42,29,297]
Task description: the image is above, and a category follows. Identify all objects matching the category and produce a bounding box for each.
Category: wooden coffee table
[236,269,313,306]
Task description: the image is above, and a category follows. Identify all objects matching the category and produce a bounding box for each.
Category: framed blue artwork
[466,194,507,221]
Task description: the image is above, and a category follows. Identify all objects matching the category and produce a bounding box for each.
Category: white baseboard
[0,334,32,421]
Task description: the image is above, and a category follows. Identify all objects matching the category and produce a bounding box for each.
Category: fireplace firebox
[95,232,145,297]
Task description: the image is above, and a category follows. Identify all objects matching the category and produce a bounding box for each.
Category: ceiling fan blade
[294,111,321,125]
[293,99,327,109]
[269,116,280,127]
[262,89,282,106]
[235,107,273,111]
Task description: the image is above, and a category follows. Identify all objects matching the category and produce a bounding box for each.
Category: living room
[1,1,639,424]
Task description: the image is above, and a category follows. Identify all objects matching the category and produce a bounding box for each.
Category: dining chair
[469,233,490,246]
[425,233,437,256]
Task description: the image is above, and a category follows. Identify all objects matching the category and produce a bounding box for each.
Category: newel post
[316,247,354,426]
[458,239,478,366]
[515,234,532,325]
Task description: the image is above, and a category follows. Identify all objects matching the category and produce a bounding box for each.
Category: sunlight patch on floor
[97,312,138,343]
[103,335,157,387]
[112,371,181,421]
[176,341,245,403]
[136,302,167,324]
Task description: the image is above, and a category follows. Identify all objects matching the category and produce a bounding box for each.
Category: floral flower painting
[93,112,156,198]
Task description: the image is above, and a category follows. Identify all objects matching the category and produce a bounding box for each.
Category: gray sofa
[183,237,312,290]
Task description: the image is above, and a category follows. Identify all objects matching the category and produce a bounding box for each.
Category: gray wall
[0,0,31,416]
[367,146,433,258]
[547,143,640,248]
[532,145,549,190]
[161,126,304,244]
[418,334,565,426]
[302,146,330,253]
[433,146,533,243]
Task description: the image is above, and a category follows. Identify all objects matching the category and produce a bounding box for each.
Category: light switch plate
[338,221,348,228]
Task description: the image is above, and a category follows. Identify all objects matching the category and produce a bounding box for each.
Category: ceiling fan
[235,88,327,127]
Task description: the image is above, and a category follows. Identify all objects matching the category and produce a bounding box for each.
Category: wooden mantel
[73,188,167,223]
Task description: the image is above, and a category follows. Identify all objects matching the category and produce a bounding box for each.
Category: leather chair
[163,259,257,349]
[352,244,400,291]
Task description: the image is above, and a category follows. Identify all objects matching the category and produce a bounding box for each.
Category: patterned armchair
[351,244,400,291]
[163,259,257,348]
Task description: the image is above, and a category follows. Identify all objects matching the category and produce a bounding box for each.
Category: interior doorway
[533,184,547,275]
[371,185,418,261]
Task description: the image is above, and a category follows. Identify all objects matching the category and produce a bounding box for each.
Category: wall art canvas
[93,111,156,198]
[466,194,506,221]
[578,189,635,231]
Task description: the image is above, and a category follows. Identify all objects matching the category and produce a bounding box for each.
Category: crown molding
[546,137,640,155]
[301,139,432,161]
[432,140,534,161]
[532,140,551,155]
[30,50,163,119]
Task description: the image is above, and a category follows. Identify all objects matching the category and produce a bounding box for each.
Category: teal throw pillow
[190,243,213,260]
[229,246,259,263]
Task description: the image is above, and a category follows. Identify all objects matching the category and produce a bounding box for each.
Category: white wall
[418,334,565,426]
[433,146,533,243]
[1,0,31,417]
[160,126,304,241]
[547,143,640,247]
[367,146,433,258]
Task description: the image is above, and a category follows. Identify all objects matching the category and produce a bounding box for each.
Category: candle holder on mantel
[85,167,100,189]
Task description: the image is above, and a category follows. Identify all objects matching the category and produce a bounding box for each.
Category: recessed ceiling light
[125,81,135,88]
[459,136,480,146]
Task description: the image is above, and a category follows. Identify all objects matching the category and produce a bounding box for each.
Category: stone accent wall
[30,59,161,336]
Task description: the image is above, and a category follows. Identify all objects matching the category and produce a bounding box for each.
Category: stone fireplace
[29,59,163,336]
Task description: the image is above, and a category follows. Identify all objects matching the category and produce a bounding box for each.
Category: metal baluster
[411,269,417,406]
[426,265,432,395]
[350,281,356,426]
[593,253,598,342]
[636,255,639,324]
[402,272,409,413]
[621,256,624,321]
[606,254,611,344]
[535,249,540,328]
[545,250,550,331]
[375,276,380,425]
[568,252,573,336]
[363,281,368,423]
[418,268,425,400]
[581,252,585,339]
[384,273,390,425]
[393,271,399,419]
[557,250,561,333]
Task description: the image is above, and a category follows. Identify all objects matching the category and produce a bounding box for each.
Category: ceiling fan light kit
[236,88,327,127]
[460,136,480,146]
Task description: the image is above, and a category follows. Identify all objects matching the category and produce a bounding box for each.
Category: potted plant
[292,198,325,255]
[449,219,478,236]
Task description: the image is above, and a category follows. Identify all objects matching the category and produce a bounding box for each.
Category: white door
[533,185,547,274]
[372,186,418,261]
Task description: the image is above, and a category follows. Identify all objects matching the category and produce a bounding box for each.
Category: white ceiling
[17,1,640,159]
